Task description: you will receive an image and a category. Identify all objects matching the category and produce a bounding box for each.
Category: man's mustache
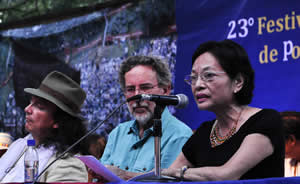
[132,100,151,111]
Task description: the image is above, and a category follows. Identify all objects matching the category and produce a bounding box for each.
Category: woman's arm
[169,152,193,169]
[161,152,193,179]
[163,133,274,181]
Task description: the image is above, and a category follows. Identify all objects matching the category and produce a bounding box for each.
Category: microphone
[126,94,189,109]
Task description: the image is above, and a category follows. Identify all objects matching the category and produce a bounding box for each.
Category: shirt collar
[128,121,154,135]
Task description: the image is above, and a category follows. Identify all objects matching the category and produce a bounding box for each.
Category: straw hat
[0,132,13,150]
[24,71,86,118]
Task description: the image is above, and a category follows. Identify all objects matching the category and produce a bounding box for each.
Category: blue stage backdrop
[174,0,300,130]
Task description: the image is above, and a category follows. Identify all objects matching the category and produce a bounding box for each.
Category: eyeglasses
[124,84,159,96]
[184,71,226,85]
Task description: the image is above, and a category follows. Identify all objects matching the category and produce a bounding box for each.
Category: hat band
[40,84,80,114]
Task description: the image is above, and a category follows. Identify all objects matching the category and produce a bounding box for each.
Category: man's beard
[135,111,153,127]
[129,101,154,127]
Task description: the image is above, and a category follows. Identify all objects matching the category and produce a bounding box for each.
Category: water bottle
[24,139,39,183]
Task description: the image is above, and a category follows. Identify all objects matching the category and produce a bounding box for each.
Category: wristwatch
[180,165,188,180]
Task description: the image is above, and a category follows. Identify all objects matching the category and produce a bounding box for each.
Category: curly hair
[40,107,89,155]
[118,55,172,91]
[192,40,255,105]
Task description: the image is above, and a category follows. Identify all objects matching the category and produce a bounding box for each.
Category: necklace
[210,107,244,148]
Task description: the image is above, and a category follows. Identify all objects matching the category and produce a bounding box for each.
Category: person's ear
[233,73,244,94]
[289,135,297,146]
[162,84,171,95]
[285,135,296,156]
[286,135,296,147]
[53,123,59,129]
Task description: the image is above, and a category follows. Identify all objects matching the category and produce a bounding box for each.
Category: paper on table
[128,171,179,182]
[76,155,123,182]
[128,171,155,181]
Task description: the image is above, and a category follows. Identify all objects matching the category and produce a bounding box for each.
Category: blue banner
[174,0,300,130]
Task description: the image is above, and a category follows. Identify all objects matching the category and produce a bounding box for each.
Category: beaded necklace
[210,108,243,148]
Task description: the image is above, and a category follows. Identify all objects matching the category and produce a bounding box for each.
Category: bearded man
[100,55,192,180]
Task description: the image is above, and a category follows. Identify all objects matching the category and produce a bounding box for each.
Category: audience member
[0,132,13,157]
[86,134,106,159]
[162,40,285,180]
[100,55,193,180]
[86,134,107,182]
[281,111,300,176]
[0,71,89,182]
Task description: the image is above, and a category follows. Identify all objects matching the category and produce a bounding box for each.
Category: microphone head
[126,94,142,102]
[175,94,189,109]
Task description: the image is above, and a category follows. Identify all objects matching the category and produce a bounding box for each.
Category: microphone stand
[133,104,178,182]
[153,104,164,177]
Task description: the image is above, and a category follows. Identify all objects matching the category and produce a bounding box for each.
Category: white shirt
[0,134,54,182]
[285,158,300,177]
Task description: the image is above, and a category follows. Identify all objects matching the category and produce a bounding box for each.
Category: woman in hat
[0,71,89,183]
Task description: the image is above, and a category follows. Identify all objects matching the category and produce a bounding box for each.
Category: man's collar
[128,121,154,135]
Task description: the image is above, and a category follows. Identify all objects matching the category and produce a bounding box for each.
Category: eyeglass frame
[124,83,160,96]
[184,70,226,85]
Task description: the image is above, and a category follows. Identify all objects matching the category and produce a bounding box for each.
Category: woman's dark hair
[40,107,89,155]
[192,39,255,105]
[281,111,300,140]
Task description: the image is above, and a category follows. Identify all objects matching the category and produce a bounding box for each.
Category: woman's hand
[161,168,180,178]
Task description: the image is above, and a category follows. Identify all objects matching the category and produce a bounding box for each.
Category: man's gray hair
[119,55,172,90]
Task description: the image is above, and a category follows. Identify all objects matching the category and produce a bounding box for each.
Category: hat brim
[24,88,84,119]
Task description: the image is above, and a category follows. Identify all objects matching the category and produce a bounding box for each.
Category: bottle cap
[27,139,35,146]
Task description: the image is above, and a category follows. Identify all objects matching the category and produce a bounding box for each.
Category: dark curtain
[12,39,81,109]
